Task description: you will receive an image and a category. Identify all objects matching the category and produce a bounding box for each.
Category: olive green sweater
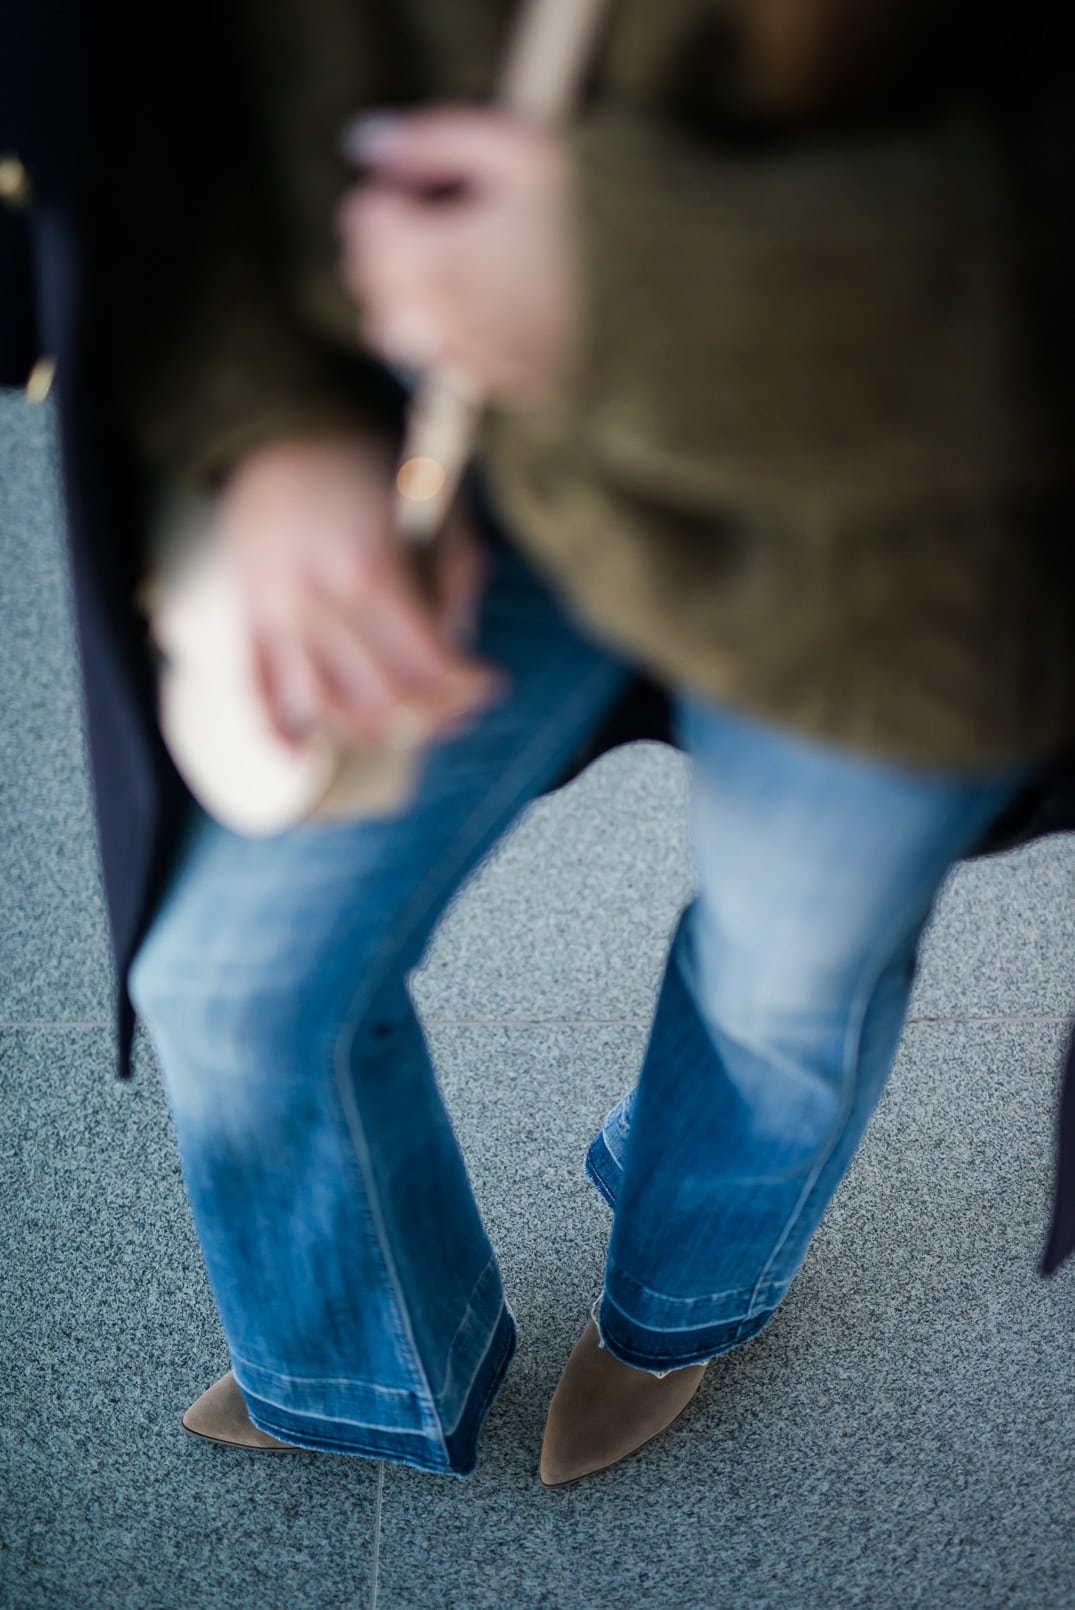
[120,0,1075,770]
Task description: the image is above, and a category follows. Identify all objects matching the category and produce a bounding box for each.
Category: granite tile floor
[3,389,1075,1608]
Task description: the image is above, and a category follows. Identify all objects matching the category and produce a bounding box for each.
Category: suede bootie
[182,1370,303,1453]
[539,1320,707,1487]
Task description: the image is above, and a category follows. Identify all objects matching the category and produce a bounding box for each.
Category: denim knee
[129,919,335,1128]
[678,903,851,1164]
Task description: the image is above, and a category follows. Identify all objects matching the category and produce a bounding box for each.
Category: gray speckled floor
[3,387,1075,1609]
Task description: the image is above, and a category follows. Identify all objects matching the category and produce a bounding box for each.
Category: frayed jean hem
[239,1302,518,1477]
[589,1294,772,1378]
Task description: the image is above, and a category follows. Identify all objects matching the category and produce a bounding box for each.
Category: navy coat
[4,0,1075,1275]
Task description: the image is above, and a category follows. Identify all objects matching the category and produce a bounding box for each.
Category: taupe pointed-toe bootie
[539,1320,707,1487]
[182,1370,303,1453]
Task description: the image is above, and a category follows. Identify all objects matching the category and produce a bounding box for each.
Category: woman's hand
[216,432,499,749]
[337,107,577,407]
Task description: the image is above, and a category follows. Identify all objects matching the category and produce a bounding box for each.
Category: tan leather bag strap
[395,0,614,544]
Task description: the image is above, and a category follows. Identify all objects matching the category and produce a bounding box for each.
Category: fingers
[302,525,491,695]
[336,106,571,403]
[339,185,496,380]
[338,186,443,365]
[340,106,547,190]
[338,184,539,392]
[221,435,503,756]
[252,566,500,752]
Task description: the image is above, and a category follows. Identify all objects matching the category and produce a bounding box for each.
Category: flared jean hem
[238,1301,518,1475]
[590,1289,773,1375]
[585,1128,775,1372]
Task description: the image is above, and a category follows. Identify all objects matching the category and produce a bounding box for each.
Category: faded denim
[130,518,1020,1474]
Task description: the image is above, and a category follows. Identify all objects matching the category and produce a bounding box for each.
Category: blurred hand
[338,107,576,407]
[216,432,499,748]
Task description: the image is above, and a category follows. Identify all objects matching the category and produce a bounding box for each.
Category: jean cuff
[590,1291,772,1377]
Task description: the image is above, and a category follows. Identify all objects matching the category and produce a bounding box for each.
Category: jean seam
[245,1402,433,1438]
[593,1295,772,1371]
[329,1042,432,1404]
[432,1253,503,1412]
[605,1248,784,1312]
[230,1353,420,1397]
[242,1405,456,1472]
[439,1299,517,1439]
[599,1281,786,1333]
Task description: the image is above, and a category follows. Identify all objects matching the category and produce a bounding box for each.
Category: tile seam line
[0,1016,658,1030]
[2,1012,1074,1028]
[369,1460,384,1610]
[420,1016,654,1026]
[0,1019,112,1028]
[904,1014,1075,1025]
[421,1013,1075,1027]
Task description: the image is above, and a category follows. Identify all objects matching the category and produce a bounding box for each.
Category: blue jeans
[129,523,1020,1475]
